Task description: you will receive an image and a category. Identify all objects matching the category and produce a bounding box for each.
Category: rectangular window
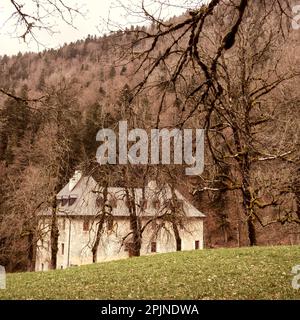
[151,242,157,253]
[83,219,89,231]
[61,243,64,255]
[195,240,200,250]
[152,199,160,209]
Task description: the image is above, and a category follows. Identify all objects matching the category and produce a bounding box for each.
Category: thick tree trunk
[293,166,300,220]
[92,214,106,263]
[170,186,182,251]
[50,198,59,270]
[126,187,141,257]
[243,184,257,246]
[27,230,36,271]
[92,186,109,263]
[172,222,182,251]
[241,188,257,246]
[237,135,257,246]
[247,218,257,246]
[232,113,258,246]
[129,213,142,257]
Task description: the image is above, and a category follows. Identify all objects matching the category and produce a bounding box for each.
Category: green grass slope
[0,245,299,300]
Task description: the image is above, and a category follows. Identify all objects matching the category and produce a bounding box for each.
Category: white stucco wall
[35,216,204,271]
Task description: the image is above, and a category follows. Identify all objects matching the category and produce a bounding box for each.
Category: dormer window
[68,195,77,206]
[152,198,160,209]
[61,196,68,206]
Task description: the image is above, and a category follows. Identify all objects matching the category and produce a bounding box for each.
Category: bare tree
[0,0,84,101]
[0,80,84,270]
[6,0,83,43]
[112,0,299,245]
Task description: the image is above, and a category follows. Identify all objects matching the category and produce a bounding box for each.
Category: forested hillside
[0,0,299,272]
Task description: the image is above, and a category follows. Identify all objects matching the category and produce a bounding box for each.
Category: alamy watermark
[292,4,300,30]
[292,265,300,289]
[96,121,204,176]
[0,265,6,289]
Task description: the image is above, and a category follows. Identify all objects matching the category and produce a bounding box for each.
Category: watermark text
[96,121,204,176]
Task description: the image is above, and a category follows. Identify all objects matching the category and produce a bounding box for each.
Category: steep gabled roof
[53,172,205,218]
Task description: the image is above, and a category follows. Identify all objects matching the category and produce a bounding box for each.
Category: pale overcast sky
[0,0,204,56]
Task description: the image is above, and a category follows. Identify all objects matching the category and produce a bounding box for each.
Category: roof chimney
[69,170,82,191]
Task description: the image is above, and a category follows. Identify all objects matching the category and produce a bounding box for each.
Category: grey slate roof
[53,173,205,218]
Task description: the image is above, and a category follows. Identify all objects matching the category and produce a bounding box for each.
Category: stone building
[35,171,205,271]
